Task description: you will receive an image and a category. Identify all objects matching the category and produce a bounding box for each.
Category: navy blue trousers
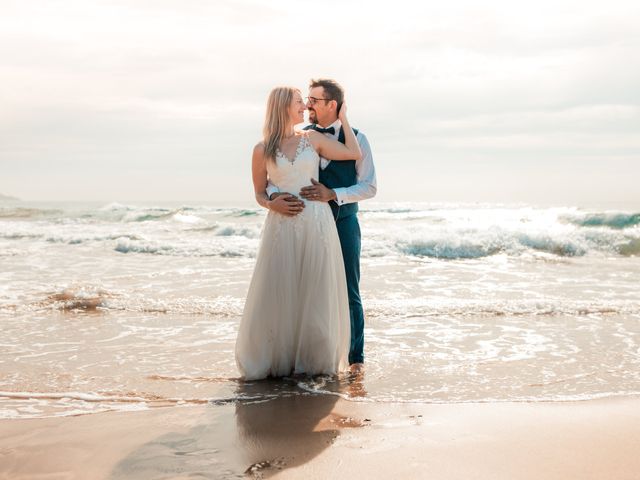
[335,214,364,364]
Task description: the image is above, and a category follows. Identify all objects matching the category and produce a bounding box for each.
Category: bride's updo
[263,86,300,162]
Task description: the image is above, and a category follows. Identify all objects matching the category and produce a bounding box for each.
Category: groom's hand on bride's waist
[299,179,337,203]
[268,193,305,216]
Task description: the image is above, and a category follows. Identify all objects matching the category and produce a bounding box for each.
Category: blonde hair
[263,86,299,162]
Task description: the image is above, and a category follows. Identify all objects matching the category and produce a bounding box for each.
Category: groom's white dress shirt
[266,119,377,206]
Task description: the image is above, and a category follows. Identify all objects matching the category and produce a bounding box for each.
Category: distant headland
[0,193,20,201]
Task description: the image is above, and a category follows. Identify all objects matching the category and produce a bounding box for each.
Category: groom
[268,78,377,369]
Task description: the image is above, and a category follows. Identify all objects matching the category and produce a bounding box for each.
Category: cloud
[0,0,638,203]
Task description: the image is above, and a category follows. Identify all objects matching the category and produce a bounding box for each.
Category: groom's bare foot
[349,363,364,374]
[347,363,366,397]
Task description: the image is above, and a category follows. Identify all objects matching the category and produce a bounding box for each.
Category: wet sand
[1,392,639,479]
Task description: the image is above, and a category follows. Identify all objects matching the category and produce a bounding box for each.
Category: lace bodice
[268,132,319,195]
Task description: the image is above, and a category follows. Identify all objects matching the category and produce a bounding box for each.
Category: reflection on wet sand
[109,373,367,479]
[235,378,340,477]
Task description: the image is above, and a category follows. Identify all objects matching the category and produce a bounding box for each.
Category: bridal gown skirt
[235,201,351,380]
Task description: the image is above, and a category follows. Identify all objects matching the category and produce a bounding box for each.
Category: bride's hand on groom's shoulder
[268,193,305,217]
[338,102,348,122]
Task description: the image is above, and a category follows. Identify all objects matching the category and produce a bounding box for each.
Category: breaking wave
[562,212,640,229]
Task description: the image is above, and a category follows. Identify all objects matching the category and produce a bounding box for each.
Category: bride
[235,86,362,380]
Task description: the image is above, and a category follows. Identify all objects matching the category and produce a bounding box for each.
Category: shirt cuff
[333,187,348,205]
[265,184,280,198]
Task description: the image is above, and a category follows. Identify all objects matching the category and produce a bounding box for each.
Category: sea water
[1,200,639,418]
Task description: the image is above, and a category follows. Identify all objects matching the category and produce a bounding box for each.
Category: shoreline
[1,395,639,479]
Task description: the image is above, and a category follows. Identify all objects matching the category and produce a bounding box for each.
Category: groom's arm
[332,133,377,206]
[267,179,305,216]
[266,179,280,200]
[300,132,377,204]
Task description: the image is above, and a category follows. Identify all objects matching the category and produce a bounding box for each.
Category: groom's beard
[308,109,317,124]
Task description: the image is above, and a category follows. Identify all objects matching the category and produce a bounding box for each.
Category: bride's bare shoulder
[252,142,267,162]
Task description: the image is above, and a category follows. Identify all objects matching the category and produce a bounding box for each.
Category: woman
[235,86,362,380]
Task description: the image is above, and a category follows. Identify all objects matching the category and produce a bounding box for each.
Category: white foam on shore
[4,388,640,420]
[0,391,149,402]
[0,390,215,419]
[3,292,639,318]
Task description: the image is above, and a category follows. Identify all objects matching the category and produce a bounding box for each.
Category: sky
[1,0,639,206]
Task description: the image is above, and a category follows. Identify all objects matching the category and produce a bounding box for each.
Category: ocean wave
[0,207,64,219]
[114,239,175,255]
[397,239,503,259]
[369,208,415,213]
[361,207,449,223]
[113,237,255,257]
[3,204,640,260]
[394,227,638,259]
[42,292,245,316]
[120,209,208,224]
[122,209,175,222]
[95,203,208,223]
[364,298,640,318]
[562,212,640,229]
[215,226,260,238]
[228,209,260,217]
[98,202,134,211]
[618,238,640,256]
[44,234,143,245]
[187,225,218,232]
[172,212,205,224]
[0,232,44,240]
[10,291,638,318]
[4,228,638,259]
[516,233,587,257]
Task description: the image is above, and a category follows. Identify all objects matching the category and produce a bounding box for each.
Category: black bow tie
[311,126,335,135]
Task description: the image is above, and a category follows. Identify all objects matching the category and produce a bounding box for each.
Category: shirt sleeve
[332,132,377,205]
[265,179,280,198]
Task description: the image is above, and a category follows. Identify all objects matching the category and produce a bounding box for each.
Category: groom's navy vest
[304,124,359,220]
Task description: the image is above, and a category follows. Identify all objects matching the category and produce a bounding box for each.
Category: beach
[3,0,640,475]
[1,200,639,477]
[1,393,639,479]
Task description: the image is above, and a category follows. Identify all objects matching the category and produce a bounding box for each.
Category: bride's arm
[308,103,362,161]
[251,143,272,209]
[252,143,305,216]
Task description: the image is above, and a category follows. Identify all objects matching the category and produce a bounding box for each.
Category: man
[267,78,377,370]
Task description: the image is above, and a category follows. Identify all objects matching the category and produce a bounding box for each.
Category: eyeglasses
[305,96,332,106]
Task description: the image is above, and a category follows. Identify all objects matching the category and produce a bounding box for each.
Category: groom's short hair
[309,78,344,110]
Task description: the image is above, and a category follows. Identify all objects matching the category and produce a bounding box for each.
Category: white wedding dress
[235,132,351,380]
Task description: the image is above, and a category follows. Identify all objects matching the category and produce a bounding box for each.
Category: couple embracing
[235,79,377,380]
